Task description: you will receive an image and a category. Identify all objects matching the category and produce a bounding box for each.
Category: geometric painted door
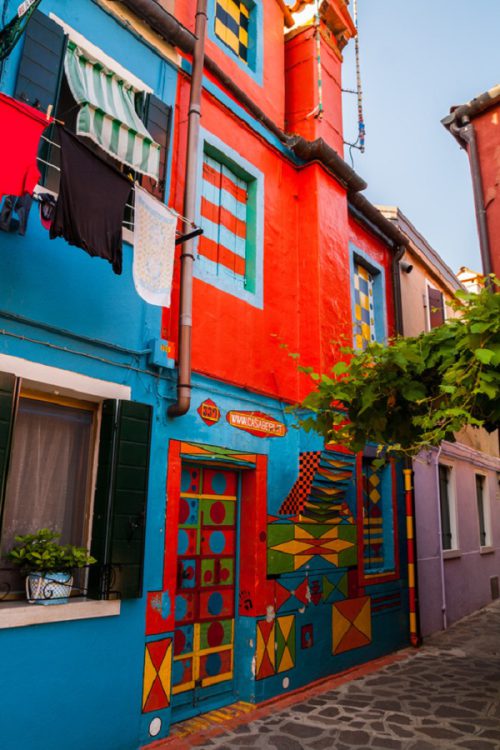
[171,464,239,721]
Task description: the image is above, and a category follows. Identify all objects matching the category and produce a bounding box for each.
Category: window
[195,134,264,308]
[476,474,490,548]
[199,152,248,282]
[438,464,456,551]
[427,286,445,329]
[0,372,152,601]
[353,264,376,350]
[13,10,171,204]
[350,246,387,350]
[362,459,395,574]
[215,0,251,64]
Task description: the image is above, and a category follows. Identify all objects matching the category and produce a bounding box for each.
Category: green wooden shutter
[0,374,19,522]
[14,10,66,111]
[141,94,172,201]
[89,400,152,599]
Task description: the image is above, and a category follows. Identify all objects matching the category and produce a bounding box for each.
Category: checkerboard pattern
[279,451,322,515]
[215,0,250,64]
[353,263,376,350]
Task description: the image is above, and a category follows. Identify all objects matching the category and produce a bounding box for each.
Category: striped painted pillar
[403,468,420,647]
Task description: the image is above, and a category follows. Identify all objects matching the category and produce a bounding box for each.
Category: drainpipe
[392,243,422,646]
[168,0,207,418]
[450,118,493,281]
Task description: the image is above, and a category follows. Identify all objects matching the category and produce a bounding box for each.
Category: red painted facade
[163,3,396,403]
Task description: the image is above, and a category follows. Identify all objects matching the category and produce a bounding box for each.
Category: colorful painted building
[442,84,500,281]
[381,206,500,638]
[0,1,411,748]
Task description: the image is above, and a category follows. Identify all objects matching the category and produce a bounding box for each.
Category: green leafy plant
[291,280,500,459]
[7,529,96,574]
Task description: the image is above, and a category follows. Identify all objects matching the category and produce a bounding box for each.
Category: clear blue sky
[341,0,500,274]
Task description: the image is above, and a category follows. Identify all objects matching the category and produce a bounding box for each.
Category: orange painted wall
[473,104,500,278]
[164,10,396,406]
[285,27,344,154]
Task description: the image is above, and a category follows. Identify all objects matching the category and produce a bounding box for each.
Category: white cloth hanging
[133,184,177,307]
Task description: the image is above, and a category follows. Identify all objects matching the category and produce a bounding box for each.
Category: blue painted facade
[0,1,410,749]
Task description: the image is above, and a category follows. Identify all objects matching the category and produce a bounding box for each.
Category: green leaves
[474,348,495,365]
[7,528,97,573]
[293,283,500,456]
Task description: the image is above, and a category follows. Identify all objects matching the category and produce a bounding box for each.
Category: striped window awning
[64,41,160,180]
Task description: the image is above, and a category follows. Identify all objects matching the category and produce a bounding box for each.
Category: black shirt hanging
[50,126,132,274]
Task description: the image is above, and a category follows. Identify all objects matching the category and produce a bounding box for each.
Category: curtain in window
[64,42,160,180]
[1,398,93,556]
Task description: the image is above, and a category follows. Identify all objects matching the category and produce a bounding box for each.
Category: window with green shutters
[14,10,172,201]
[0,376,152,601]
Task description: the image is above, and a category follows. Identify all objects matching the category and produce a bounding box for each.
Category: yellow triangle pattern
[332,609,351,653]
[142,648,156,709]
[158,642,172,695]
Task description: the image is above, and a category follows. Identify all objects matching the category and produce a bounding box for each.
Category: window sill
[480,546,495,555]
[0,597,121,630]
[442,549,461,560]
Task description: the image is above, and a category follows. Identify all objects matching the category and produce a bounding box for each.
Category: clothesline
[37,131,199,232]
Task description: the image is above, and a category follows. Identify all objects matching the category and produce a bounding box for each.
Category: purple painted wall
[415,442,500,638]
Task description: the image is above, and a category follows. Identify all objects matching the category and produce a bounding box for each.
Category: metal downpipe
[451,118,493,280]
[168,0,207,418]
[392,245,422,645]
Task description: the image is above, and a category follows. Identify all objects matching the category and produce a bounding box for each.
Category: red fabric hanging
[0,92,52,198]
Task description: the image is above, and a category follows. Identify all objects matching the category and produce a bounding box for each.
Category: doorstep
[145,649,411,750]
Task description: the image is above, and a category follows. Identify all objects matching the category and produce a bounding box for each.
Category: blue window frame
[349,243,387,349]
[207,0,263,84]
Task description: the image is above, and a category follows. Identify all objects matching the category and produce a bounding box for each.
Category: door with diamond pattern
[171,464,239,721]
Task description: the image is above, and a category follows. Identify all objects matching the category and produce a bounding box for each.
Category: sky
[341,0,500,275]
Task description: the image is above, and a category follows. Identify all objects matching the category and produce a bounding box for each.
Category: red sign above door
[226,410,287,438]
[198,399,221,426]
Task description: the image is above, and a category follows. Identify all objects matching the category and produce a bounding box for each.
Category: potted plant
[7,529,96,605]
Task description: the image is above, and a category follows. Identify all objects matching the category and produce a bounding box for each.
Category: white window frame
[0,355,129,627]
[438,462,459,555]
[475,471,493,551]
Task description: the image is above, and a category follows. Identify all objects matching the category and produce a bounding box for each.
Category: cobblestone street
[165,600,500,750]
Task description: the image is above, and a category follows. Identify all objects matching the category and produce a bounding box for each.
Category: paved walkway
[162,600,500,749]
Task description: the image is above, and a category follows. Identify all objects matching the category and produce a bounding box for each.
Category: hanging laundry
[50,127,131,275]
[133,184,177,307]
[0,193,33,236]
[38,193,57,231]
[0,92,51,198]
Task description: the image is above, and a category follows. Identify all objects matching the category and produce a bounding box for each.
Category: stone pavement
[162,600,500,749]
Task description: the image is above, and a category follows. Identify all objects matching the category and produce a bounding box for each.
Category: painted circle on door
[179,498,190,524]
[181,468,198,493]
[177,529,189,555]
[207,620,224,647]
[209,531,226,554]
[210,501,226,524]
[208,591,223,615]
[205,652,222,676]
[210,472,227,495]
[174,628,186,655]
